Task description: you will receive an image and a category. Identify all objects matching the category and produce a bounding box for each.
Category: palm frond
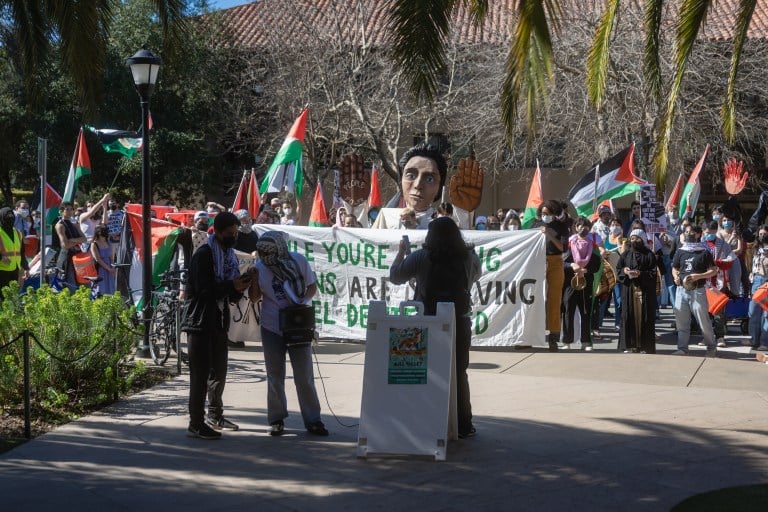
[642,0,664,102]
[10,1,49,100]
[721,0,757,142]
[466,0,488,24]
[501,0,556,144]
[653,0,712,188]
[150,0,189,62]
[386,0,457,101]
[48,0,113,118]
[586,0,621,108]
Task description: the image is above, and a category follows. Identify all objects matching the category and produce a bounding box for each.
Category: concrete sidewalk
[1,313,767,511]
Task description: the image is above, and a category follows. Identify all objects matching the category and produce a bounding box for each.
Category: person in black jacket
[181,212,253,440]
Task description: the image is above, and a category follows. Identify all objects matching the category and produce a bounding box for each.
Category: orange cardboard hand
[449,157,484,212]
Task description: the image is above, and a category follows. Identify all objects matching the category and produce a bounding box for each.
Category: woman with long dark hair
[390,217,481,438]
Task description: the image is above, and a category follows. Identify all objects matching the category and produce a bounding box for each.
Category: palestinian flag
[260,107,308,197]
[232,170,248,211]
[247,168,260,218]
[30,182,63,227]
[666,173,684,209]
[368,164,382,208]
[679,145,709,219]
[521,161,543,229]
[119,211,188,308]
[568,144,646,218]
[62,128,91,204]
[86,125,141,158]
[308,182,330,227]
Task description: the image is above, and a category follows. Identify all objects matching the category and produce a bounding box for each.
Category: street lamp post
[126,48,161,358]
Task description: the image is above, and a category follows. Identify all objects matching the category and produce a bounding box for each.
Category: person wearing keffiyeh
[181,212,253,440]
[248,231,328,437]
[671,224,719,356]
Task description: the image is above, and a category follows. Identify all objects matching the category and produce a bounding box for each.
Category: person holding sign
[389,217,482,438]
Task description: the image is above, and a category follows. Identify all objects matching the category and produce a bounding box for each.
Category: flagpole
[592,164,600,215]
[37,138,47,276]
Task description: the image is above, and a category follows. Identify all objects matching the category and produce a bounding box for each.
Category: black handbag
[279,303,315,346]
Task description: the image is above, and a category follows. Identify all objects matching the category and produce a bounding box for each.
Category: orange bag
[706,287,729,315]
[751,282,768,313]
[72,252,98,286]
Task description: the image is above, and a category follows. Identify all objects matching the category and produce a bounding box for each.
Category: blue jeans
[261,327,322,426]
[674,285,715,351]
[662,254,675,306]
[748,276,768,347]
[613,284,622,327]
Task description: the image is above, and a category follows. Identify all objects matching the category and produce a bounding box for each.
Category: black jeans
[456,316,473,436]
[187,328,229,426]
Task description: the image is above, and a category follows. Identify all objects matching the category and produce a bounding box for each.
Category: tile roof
[213,0,768,49]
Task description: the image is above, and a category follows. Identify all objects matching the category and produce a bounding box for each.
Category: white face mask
[541,215,553,224]
[283,208,292,216]
[19,208,29,217]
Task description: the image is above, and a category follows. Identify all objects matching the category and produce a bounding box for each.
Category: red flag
[368,164,382,208]
[521,161,543,228]
[666,173,683,209]
[308,182,330,227]
[232,170,248,212]
[148,110,154,130]
[45,182,62,208]
[247,168,260,218]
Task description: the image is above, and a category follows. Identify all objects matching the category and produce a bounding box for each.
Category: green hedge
[0,281,145,414]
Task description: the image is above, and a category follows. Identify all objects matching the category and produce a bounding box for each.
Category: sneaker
[458,426,477,439]
[206,416,239,431]
[583,345,593,352]
[671,350,687,355]
[757,345,768,351]
[306,421,329,436]
[706,348,717,358]
[591,330,601,339]
[187,423,222,440]
[560,343,571,350]
[697,342,706,346]
[269,421,285,437]
[740,340,754,346]
[716,338,727,348]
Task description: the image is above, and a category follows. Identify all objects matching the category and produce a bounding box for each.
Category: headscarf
[0,207,15,237]
[255,231,307,302]
[206,233,240,282]
[629,229,647,242]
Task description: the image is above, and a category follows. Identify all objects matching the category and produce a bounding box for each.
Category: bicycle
[148,269,188,369]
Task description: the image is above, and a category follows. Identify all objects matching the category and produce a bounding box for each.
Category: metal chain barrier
[0,313,126,439]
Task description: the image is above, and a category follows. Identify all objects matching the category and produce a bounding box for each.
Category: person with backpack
[389,216,482,439]
[52,202,87,286]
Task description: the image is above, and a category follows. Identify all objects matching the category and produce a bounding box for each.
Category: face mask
[712,214,721,222]
[668,212,678,222]
[19,208,29,217]
[283,208,292,216]
[761,235,768,245]
[578,227,589,236]
[238,224,252,234]
[704,233,716,242]
[476,224,487,231]
[220,235,237,248]
[610,226,622,235]
[196,221,208,231]
[541,215,553,224]
[632,240,645,249]
[109,204,117,211]
[722,221,733,229]
[684,234,698,244]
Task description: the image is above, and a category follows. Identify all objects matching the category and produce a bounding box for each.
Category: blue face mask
[712,215,721,222]
[722,221,733,229]
[704,233,716,242]
[476,223,487,231]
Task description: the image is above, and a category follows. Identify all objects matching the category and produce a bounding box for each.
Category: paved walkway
[1,310,767,511]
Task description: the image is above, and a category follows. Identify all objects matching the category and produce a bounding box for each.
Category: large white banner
[250,226,547,346]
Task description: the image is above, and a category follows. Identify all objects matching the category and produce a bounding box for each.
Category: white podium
[357,300,457,460]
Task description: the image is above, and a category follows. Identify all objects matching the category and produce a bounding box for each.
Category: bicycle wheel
[149,303,172,365]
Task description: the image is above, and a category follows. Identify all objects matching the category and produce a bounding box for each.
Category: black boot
[547,333,559,352]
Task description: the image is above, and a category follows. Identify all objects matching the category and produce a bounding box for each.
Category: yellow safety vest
[0,228,22,271]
